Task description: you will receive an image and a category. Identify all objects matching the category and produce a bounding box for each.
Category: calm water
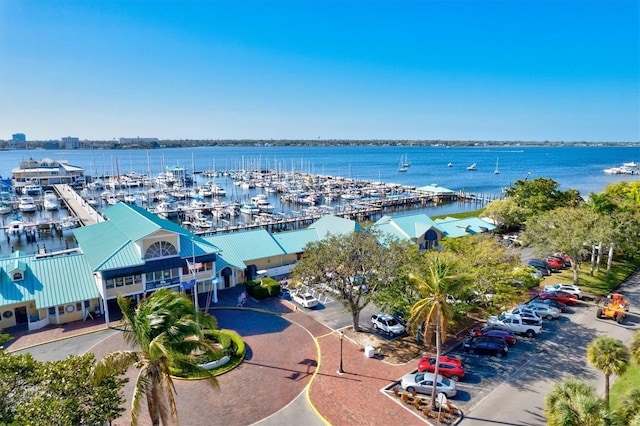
[2,144,639,196]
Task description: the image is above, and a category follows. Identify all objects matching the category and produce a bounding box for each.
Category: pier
[53,184,104,226]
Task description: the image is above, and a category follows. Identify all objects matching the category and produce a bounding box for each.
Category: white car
[371,313,406,337]
[506,306,543,323]
[292,291,318,308]
[525,302,561,320]
[544,284,582,299]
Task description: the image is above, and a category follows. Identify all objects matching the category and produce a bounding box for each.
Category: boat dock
[52,184,105,226]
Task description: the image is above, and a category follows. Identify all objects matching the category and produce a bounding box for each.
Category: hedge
[245,277,280,300]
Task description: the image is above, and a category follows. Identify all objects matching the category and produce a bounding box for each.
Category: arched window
[12,271,23,281]
[144,241,177,259]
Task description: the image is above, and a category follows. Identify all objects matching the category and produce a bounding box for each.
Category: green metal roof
[434,217,497,238]
[204,229,286,270]
[272,228,319,253]
[75,202,219,271]
[373,213,441,241]
[308,215,359,239]
[0,253,98,309]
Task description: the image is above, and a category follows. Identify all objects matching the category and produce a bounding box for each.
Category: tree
[0,352,125,425]
[440,234,539,310]
[504,177,583,216]
[408,251,469,408]
[483,197,530,230]
[521,206,613,284]
[91,288,220,426]
[291,229,407,331]
[587,336,630,410]
[544,376,609,426]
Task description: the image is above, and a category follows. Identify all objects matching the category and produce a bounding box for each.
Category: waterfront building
[0,202,495,331]
[11,158,86,194]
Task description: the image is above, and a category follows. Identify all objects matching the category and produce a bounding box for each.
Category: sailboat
[398,154,410,172]
[494,158,500,175]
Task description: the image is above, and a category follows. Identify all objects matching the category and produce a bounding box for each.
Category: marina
[2,144,639,257]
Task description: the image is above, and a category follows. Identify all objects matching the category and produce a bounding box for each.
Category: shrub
[252,285,269,299]
[244,277,280,299]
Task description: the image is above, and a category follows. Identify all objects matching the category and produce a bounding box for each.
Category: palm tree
[91,288,219,425]
[544,376,609,426]
[408,252,468,408]
[587,336,630,410]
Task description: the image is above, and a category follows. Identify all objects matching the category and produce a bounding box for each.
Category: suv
[462,336,509,357]
[371,313,406,337]
[417,356,465,381]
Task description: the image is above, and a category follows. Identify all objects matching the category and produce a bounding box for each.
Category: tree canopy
[0,352,126,425]
[290,229,410,331]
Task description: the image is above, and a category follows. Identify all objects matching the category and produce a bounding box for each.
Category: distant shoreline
[4,139,640,151]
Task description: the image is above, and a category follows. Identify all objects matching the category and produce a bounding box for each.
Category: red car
[538,291,578,305]
[543,257,565,271]
[470,327,517,345]
[417,356,465,381]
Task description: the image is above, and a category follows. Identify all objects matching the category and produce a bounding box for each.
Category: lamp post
[337,331,345,375]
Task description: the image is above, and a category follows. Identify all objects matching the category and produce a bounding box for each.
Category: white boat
[447,162,453,167]
[155,201,180,218]
[467,163,477,171]
[252,194,275,213]
[0,203,12,215]
[494,158,500,175]
[18,196,37,213]
[124,194,137,204]
[8,220,24,235]
[43,190,59,210]
[398,155,410,172]
[239,202,260,215]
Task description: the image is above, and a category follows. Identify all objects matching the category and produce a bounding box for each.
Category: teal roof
[75,202,219,271]
[435,217,497,238]
[0,253,98,309]
[204,229,286,269]
[309,215,359,238]
[373,214,441,241]
[272,228,319,253]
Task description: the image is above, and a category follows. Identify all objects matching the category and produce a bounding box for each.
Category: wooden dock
[53,184,105,226]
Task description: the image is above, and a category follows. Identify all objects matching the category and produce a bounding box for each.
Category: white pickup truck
[487,313,542,338]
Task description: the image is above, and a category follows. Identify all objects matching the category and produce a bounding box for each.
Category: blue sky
[1,0,638,142]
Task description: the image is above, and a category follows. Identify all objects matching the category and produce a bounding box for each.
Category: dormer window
[144,241,178,259]
[13,271,23,281]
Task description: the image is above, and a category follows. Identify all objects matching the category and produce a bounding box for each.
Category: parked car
[469,326,516,345]
[462,336,509,357]
[551,252,572,267]
[417,356,465,381]
[538,290,578,305]
[543,257,565,271]
[533,297,567,312]
[544,284,582,299]
[292,291,318,308]
[371,313,406,337]
[528,259,553,275]
[400,372,457,397]
[525,302,561,319]
[506,306,543,324]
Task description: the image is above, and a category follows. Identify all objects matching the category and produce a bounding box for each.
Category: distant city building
[119,137,159,144]
[43,141,61,149]
[61,136,80,149]
[10,133,27,149]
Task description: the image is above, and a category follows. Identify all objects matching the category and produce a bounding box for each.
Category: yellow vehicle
[596,293,628,324]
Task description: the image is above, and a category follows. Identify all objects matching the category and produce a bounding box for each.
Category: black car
[528,259,553,275]
[462,336,509,357]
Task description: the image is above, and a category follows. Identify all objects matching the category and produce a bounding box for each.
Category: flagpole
[192,238,198,313]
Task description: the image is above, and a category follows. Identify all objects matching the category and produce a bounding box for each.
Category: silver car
[400,372,457,397]
[526,302,561,319]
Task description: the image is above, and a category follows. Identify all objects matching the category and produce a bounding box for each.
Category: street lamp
[337,331,345,375]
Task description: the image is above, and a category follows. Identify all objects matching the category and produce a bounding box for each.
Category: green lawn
[610,362,640,414]
[541,258,640,296]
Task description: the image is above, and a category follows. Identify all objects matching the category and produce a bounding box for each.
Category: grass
[610,362,640,414]
[431,208,485,220]
[540,258,640,296]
